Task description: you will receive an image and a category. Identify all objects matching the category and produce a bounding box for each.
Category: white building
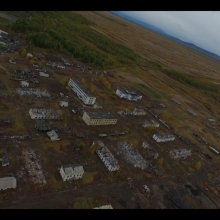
[47,130,60,141]
[95,141,120,171]
[153,133,175,142]
[68,78,96,105]
[170,149,191,159]
[0,177,16,190]
[60,165,84,182]
[21,81,29,87]
[29,109,63,119]
[0,41,6,46]
[0,30,8,35]
[26,53,33,58]
[116,88,142,101]
[9,59,16,64]
[132,108,146,116]
[59,101,68,107]
[93,205,113,209]
[142,120,160,128]
[39,72,49,77]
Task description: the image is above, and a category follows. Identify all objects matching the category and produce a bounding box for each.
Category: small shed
[59,101,68,107]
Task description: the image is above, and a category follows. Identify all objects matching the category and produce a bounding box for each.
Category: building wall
[82,112,117,126]
[69,79,96,105]
[29,109,62,120]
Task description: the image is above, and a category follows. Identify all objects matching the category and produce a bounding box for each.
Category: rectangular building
[68,78,96,105]
[82,112,117,126]
[95,141,119,171]
[21,81,29,87]
[153,133,175,142]
[170,149,191,159]
[29,109,63,120]
[0,177,16,190]
[60,165,84,182]
[116,88,142,101]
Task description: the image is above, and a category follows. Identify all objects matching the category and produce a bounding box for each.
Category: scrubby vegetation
[149,60,219,92]
[10,11,137,68]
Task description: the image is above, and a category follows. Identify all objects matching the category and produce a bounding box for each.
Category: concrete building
[21,81,29,87]
[170,149,191,159]
[93,205,113,209]
[172,98,181,105]
[0,177,16,190]
[47,130,60,141]
[0,30,8,35]
[142,120,160,128]
[39,72,49,77]
[60,165,84,181]
[95,141,119,171]
[0,148,9,167]
[0,41,6,46]
[68,78,96,105]
[132,108,146,116]
[26,53,33,58]
[59,101,68,107]
[82,112,117,126]
[29,109,63,120]
[116,88,142,101]
[153,133,175,143]
[142,141,150,149]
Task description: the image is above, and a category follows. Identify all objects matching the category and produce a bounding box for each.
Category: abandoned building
[47,130,60,141]
[16,88,50,97]
[0,30,8,35]
[172,98,181,105]
[59,101,69,107]
[82,112,117,126]
[116,88,142,101]
[208,146,219,155]
[170,149,191,159]
[153,133,175,142]
[142,141,150,149]
[9,59,16,64]
[26,53,33,58]
[142,119,160,128]
[21,81,29,87]
[0,148,9,167]
[0,176,16,190]
[132,108,146,116]
[93,205,113,209]
[95,142,120,171]
[14,69,24,74]
[205,119,216,129]
[29,109,63,120]
[33,62,39,68]
[1,118,11,124]
[39,72,49,77]
[186,108,197,116]
[60,165,84,181]
[68,78,96,105]
[118,141,148,169]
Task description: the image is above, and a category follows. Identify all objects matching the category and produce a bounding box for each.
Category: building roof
[96,145,119,168]
[93,205,113,209]
[154,133,175,139]
[47,130,60,141]
[86,112,117,120]
[62,165,84,176]
[118,88,142,97]
[69,78,95,98]
[0,177,16,190]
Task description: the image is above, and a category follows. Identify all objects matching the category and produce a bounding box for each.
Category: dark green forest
[10,11,137,68]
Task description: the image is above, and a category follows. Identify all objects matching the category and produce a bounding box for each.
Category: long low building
[68,78,96,105]
[153,133,175,142]
[95,141,119,171]
[116,88,142,101]
[0,177,16,190]
[29,109,63,119]
[170,149,191,159]
[82,112,117,125]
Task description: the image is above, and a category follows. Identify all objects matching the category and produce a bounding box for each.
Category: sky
[120,11,220,56]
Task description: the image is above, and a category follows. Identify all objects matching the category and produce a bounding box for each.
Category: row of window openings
[70,84,94,101]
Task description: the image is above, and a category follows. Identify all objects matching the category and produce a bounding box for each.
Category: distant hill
[110,11,220,62]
